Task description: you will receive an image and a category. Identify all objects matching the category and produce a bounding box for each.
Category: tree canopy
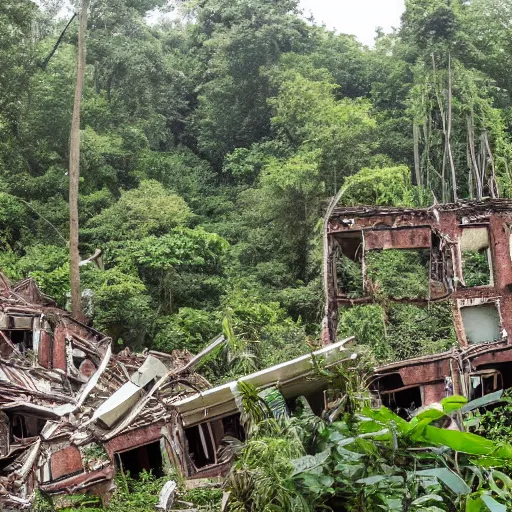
[3,0,512,378]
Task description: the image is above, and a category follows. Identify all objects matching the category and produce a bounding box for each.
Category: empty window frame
[430,232,455,297]
[365,249,430,299]
[115,441,164,479]
[460,227,493,287]
[335,233,364,298]
[184,414,244,471]
[381,386,422,419]
[469,371,503,401]
[4,330,33,354]
[460,302,501,344]
[185,423,216,469]
[10,414,46,441]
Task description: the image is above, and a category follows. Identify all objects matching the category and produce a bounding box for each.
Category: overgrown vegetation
[224,370,512,511]
[7,0,512,509]
[2,0,512,380]
[338,302,456,363]
[46,470,222,512]
[462,250,491,288]
[366,249,430,299]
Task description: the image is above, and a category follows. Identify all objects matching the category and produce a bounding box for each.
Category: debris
[156,480,177,511]
[0,275,211,508]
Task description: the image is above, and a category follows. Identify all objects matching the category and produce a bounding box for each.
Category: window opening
[301,391,325,416]
[10,414,45,441]
[185,414,245,470]
[430,232,455,296]
[366,249,430,299]
[460,303,501,344]
[185,424,216,469]
[116,441,163,479]
[381,386,422,419]
[3,330,33,353]
[469,371,503,400]
[222,414,245,442]
[460,227,492,287]
[71,347,88,372]
[0,453,19,472]
[216,415,245,465]
[335,233,364,298]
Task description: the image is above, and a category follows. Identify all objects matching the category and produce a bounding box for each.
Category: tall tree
[69,0,89,319]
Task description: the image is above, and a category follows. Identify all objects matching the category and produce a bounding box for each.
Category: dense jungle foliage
[11,2,512,511]
[45,372,512,512]
[3,0,512,379]
[221,376,512,512]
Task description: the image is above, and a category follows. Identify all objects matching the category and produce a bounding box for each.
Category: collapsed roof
[0,273,357,509]
[0,274,210,509]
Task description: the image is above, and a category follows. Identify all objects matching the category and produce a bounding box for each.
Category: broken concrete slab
[156,480,177,511]
[131,355,167,388]
[91,381,143,429]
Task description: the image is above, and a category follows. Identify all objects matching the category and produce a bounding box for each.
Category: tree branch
[40,12,78,70]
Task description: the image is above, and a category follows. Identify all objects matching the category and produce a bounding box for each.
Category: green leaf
[465,417,481,429]
[441,395,467,413]
[461,390,504,414]
[411,494,444,506]
[487,470,512,498]
[291,449,330,476]
[356,475,388,485]
[336,446,364,461]
[415,468,471,496]
[469,457,508,468]
[360,407,409,431]
[422,425,512,458]
[466,496,486,512]
[412,403,444,422]
[384,497,403,510]
[481,494,507,512]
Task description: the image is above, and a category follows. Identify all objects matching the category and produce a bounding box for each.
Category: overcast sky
[299,0,405,46]
[34,0,405,47]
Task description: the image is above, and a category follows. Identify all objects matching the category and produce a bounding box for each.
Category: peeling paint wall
[327,200,512,411]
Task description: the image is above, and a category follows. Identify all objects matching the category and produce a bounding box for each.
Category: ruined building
[0,272,353,509]
[9,197,512,507]
[0,273,213,509]
[326,199,512,412]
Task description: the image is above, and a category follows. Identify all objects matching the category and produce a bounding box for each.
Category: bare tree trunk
[467,142,474,199]
[467,113,482,198]
[69,0,89,320]
[441,146,448,203]
[432,53,448,203]
[447,54,457,201]
[483,131,498,198]
[479,133,487,195]
[424,116,431,190]
[413,123,422,187]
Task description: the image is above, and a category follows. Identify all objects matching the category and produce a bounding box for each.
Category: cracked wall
[326,200,512,413]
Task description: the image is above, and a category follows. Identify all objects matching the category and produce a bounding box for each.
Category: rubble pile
[0,274,209,509]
